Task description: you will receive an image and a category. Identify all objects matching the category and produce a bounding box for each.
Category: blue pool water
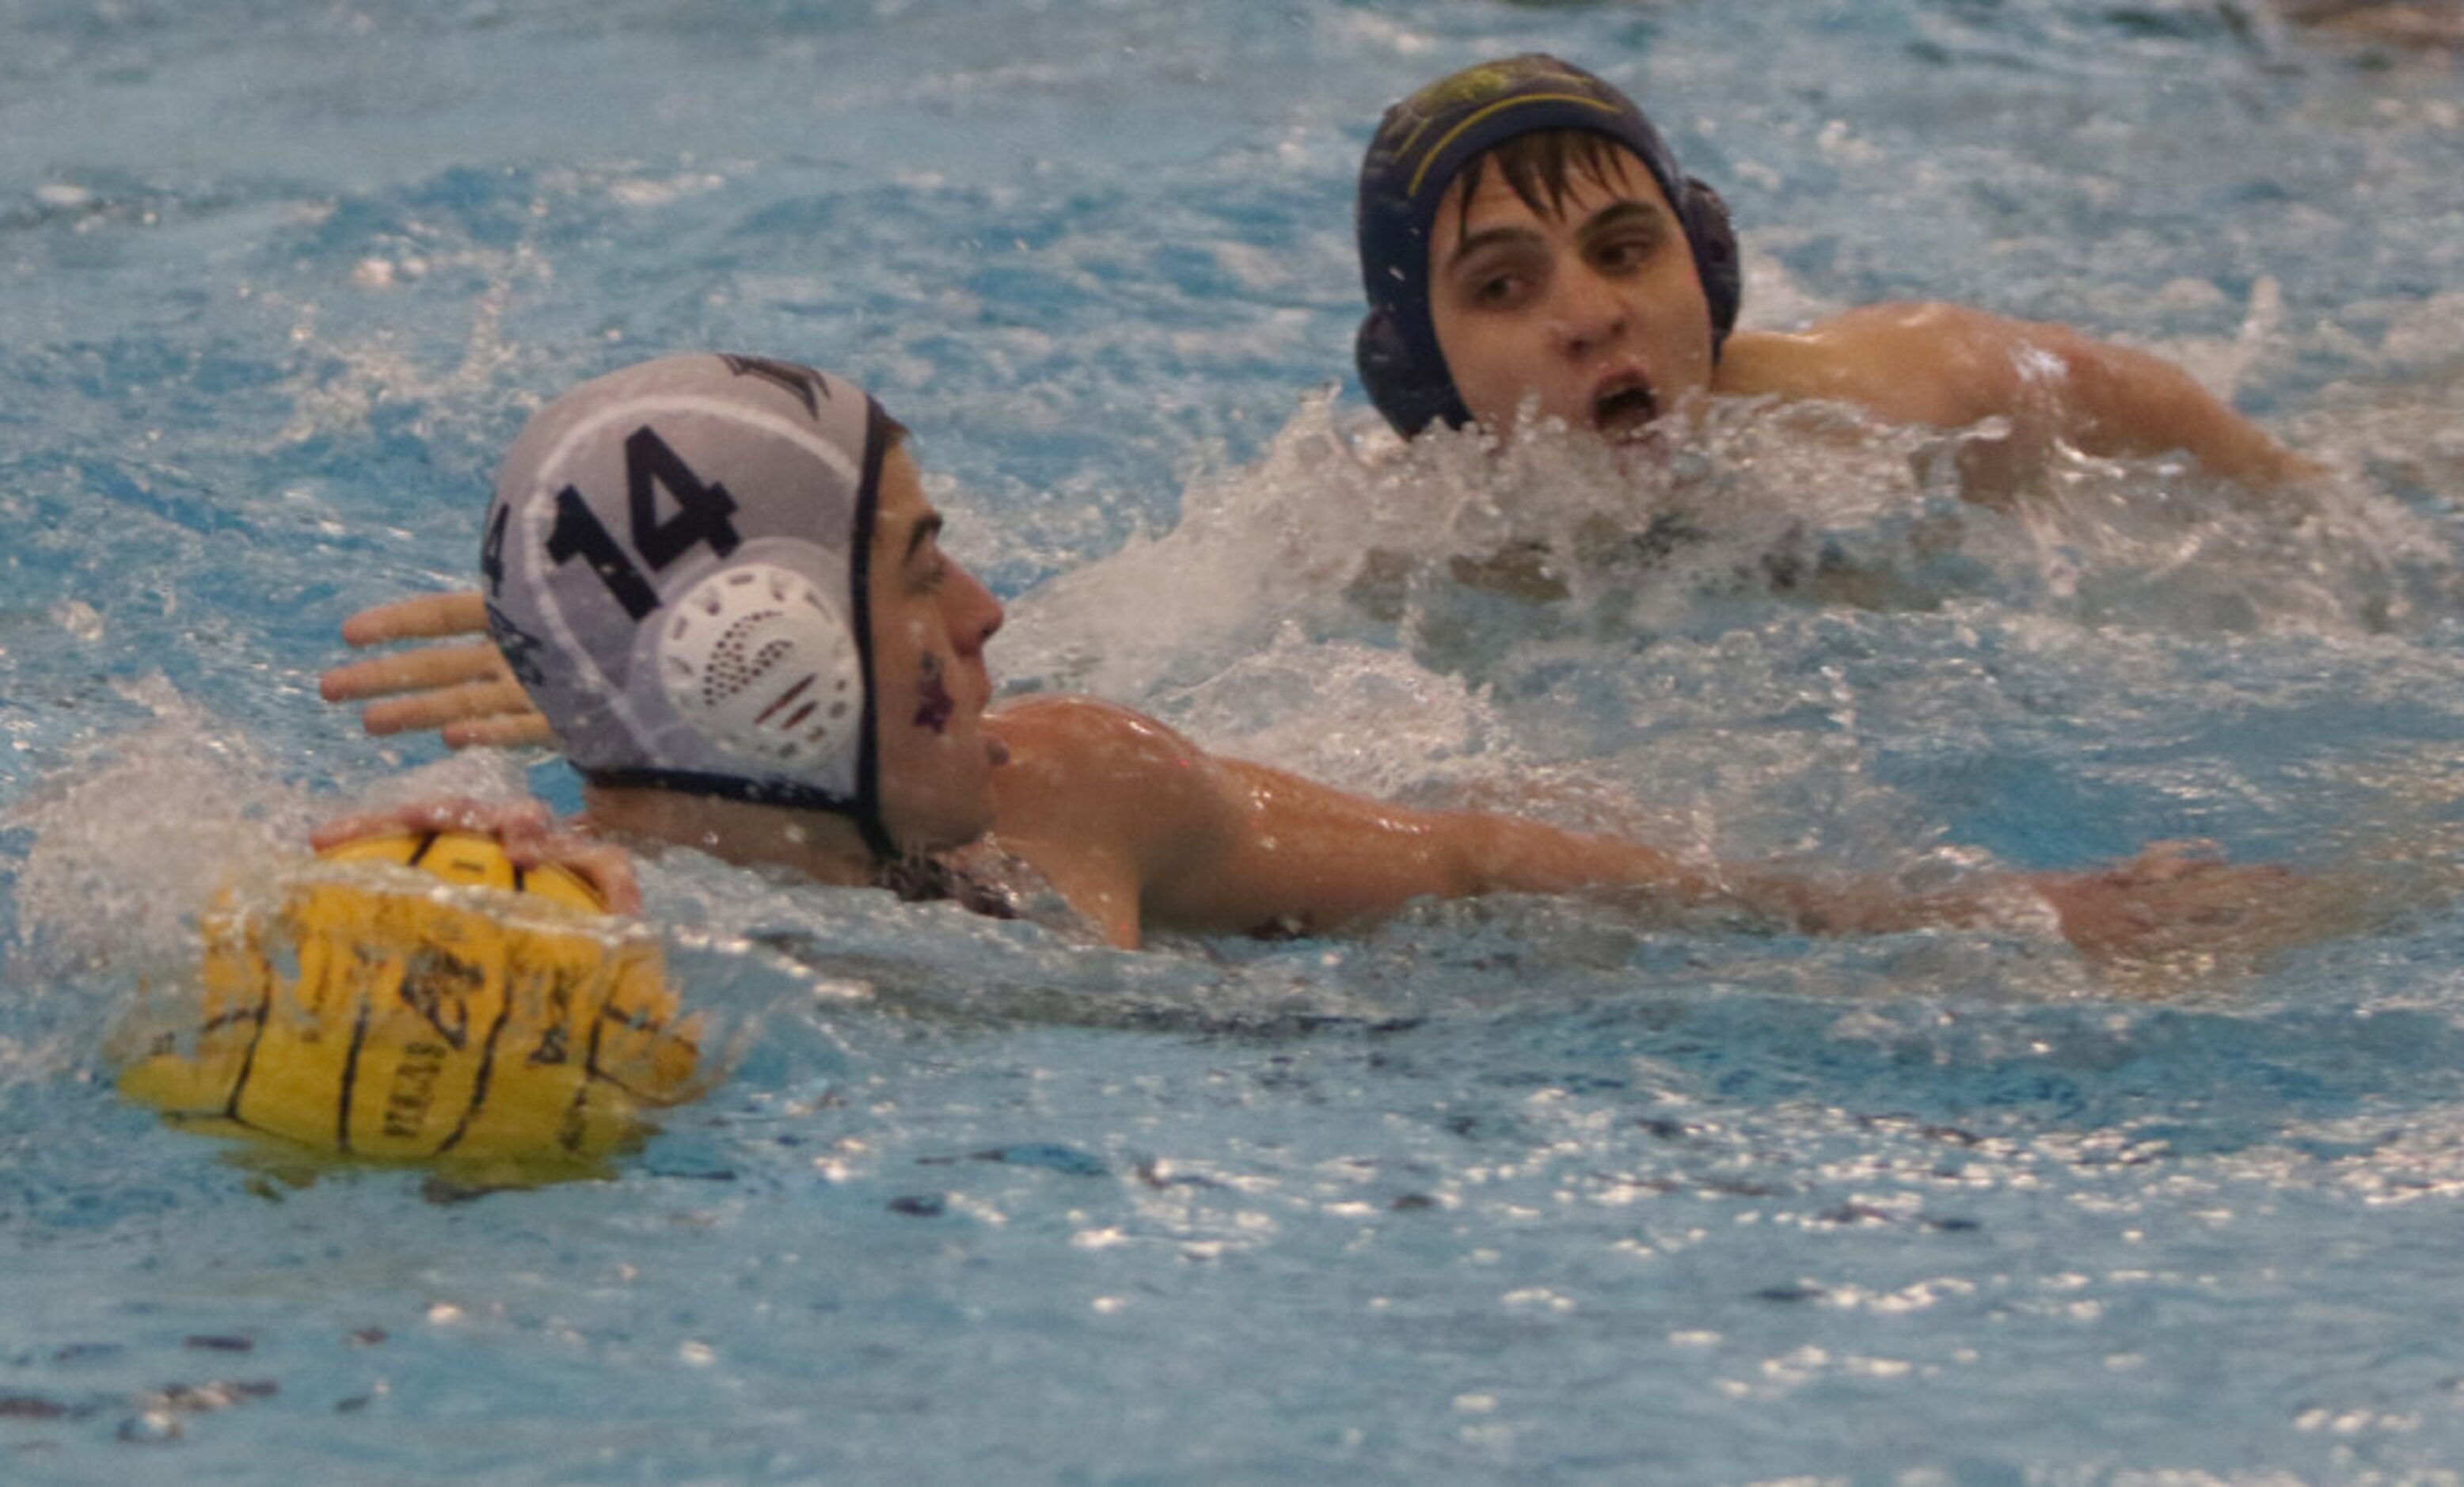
[7,0,2464,1479]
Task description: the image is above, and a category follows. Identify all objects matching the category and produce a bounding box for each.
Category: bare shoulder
[1719,302,2071,428]
[1718,301,2319,492]
[986,694,1234,836]
[987,693,1206,764]
[980,694,1245,945]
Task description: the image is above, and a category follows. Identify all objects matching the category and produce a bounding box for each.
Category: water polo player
[319,352,2313,964]
[1356,54,2321,493]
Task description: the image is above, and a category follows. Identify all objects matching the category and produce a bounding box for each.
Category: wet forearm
[2054,333,2322,488]
[1717,866,2044,938]
[1448,812,1717,906]
[1461,823,2054,941]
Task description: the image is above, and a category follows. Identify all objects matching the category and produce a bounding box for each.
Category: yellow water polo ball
[318,828,606,913]
[118,828,702,1175]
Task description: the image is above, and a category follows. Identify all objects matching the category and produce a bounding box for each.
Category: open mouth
[1590,375,1660,438]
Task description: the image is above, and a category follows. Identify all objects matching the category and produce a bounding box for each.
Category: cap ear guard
[656,562,865,773]
[1356,306,1472,438]
[1681,176,1742,357]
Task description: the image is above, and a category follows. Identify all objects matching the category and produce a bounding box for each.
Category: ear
[1680,177,1743,354]
[1356,308,1472,437]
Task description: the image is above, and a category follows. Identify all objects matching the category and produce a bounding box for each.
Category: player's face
[1428,146,1714,445]
[865,447,1007,853]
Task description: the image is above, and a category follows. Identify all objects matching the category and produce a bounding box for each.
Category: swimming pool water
[6,0,2464,1480]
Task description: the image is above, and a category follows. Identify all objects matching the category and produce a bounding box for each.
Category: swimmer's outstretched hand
[309,795,643,915]
[2029,840,2322,969]
[1734,838,2344,975]
[320,590,556,749]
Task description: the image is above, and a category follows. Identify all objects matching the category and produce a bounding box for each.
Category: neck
[580,784,882,886]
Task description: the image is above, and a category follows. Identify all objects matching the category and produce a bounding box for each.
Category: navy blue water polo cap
[1354,54,1742,436]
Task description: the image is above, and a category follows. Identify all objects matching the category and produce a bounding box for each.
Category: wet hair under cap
[481,352,902,858]
[1354,54,1742,437]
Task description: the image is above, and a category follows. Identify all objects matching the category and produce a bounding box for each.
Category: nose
[945,561,1004,660]
[1550,265,1629,359]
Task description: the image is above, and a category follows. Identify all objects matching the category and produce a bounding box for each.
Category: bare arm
[1162,757,1714,937]
[985,695,1742,947]
[319,590,555,747]
[981,695,2299,963]
[1719,302,2324,495]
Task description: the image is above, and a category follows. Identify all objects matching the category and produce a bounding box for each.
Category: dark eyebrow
[1577,200,1669,241]
[1445,197,1668,272]
[904,512,945,565]
[1445,224,1545,270]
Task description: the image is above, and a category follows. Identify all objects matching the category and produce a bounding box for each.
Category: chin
[908,782,998,855]
[885,810,991,858]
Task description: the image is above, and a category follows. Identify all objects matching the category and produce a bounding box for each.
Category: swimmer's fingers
[339,590,490,648]
[442,709,559,751]
[307,796,557,854]
[304,798,636,913]
[481,810,643,915]
[505,832,643,916]
[2033,858,2305,965]
[2101,839,2226,885]
[319,614,552,747]
[321,641,511,705]
[352,679,535,740]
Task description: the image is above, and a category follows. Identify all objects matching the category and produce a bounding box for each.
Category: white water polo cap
[481,352,898,856]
